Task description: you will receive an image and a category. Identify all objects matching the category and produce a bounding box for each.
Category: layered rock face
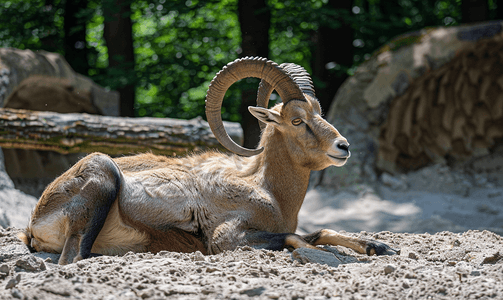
[317,21,503,188]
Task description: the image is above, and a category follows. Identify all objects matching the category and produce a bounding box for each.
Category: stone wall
[314,21,503,188]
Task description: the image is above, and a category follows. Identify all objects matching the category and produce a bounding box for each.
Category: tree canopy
[0,0,500,123]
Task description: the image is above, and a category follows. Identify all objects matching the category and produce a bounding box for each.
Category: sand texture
[1,227,502,299]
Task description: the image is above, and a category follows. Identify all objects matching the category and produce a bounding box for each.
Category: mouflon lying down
[19,57,398,265]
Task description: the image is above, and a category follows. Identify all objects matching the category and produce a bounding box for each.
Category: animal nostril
[337,143,349,151]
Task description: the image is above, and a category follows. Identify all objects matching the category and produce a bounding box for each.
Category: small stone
[0,263,10,274]
[192,251,205,262]
[11,288,23,299]
[408,252,418,260]
[266,292,281,299]
[15,256,46,272]
[241,287,266,296]
[5,274,21,289]
[292,247,342,268]
[384,264,396,275]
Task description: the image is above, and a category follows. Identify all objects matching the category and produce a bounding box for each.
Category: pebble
[384,264,396,275]
[10,288,23,299]
[15,256,46,271]
[5,274,21,289]
[291,247,342,268]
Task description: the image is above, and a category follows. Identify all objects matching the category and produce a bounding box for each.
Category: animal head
[205,57,350,170]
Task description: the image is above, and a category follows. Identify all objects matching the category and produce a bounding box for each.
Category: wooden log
[0,108,243,156]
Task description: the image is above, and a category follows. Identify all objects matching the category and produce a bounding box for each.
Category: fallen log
[0,108,242,156]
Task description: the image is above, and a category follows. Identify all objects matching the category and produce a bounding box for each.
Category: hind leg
[59,153,122,264]
[29,153,122,265]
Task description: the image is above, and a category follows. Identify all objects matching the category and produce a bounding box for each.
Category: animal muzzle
[326,138,351,161]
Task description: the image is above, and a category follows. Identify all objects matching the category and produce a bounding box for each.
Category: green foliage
[131,0,241,120]
[0,0,500,121]
[0,0,65,52]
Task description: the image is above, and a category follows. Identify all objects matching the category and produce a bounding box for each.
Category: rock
[0,48,119,115]
[10,289,23,299]
[408,252,419,260]
[5,274,21,289]
[192,251,206,262]
[384,264,396,275]
[291,247,342,268]
[15,255,46,272]
[240,287,266,296]
[320,21,503,187]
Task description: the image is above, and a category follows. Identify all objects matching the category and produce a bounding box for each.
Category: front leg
[302,229,399,256]
[241,231,322,252]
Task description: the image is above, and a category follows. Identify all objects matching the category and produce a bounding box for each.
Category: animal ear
[248,106,282,125]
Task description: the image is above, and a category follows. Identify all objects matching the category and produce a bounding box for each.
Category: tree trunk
[0,108,243,156]
[461,0,489,23]
[64,0,91,76]
[103,0,136,117]
[238,0,270,149]
[311,0,354,114]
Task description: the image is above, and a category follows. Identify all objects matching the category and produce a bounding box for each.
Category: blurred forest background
[1,0,502,147]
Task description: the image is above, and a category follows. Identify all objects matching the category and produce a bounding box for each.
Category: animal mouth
[326,153,350,161]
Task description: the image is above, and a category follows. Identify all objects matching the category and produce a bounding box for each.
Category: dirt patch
[1,227,502,299]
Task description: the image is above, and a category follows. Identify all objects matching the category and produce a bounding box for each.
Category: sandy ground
[1,227,502,299]
[1,162,502,299]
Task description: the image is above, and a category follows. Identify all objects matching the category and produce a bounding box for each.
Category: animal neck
[249,127,311,232]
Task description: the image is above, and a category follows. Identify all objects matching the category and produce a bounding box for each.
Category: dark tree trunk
[103,0,136,117]
[64,0,91,75]
[238,0,270,149]
[311,0,354,114]
[461,0,489,23]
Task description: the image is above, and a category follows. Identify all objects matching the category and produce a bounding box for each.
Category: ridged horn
[206,57,306,156]
[256,62,316,130]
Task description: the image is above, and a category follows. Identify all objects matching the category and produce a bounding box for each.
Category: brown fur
[20,82,397,265]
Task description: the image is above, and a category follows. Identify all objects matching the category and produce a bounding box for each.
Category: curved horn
[256,62,316,130]
[206,57,306,156]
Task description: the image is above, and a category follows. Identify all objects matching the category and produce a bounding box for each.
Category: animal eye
[292,118,303,126]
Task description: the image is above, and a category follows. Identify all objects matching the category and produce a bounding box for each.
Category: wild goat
[19,57,398,265]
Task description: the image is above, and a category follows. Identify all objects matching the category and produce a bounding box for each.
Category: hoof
[366,241,400,256]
